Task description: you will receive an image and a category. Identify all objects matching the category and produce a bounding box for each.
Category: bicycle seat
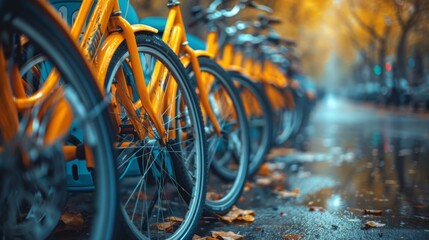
[140,17,206,50]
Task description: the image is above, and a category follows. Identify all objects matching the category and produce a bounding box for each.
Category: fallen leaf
[256,163,273,176]
[309,206,324,212]
[61,212,84,226]
[244,181,253,192]
[283,233,302,239]
[266,148,295,161]
[275,188,300,198]
[271,172,287,182]
[274,183,285,191]
[151,222,175,232]
[255,177,272,186]
[192,234,217,240]
[218,205,255,223]
[363,209,383,215]
[364,221,385,228]
[165,216,184,222]
[206,192,222,201]
[348,208,383,215]
[212,231,244,240]
[256,173,287,187]
[348,208,364,213]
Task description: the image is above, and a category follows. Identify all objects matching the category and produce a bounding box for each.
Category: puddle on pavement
[277,108,429,230]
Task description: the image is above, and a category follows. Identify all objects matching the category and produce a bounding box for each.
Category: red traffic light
[385,62,392,71]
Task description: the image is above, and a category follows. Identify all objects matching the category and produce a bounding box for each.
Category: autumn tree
[389,0,429,82]
[344,0,395,84]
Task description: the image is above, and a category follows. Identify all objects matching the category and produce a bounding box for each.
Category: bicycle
[0,0,117,239]
[141,0,251,215]
[227,15,306,146]
[163,0,251,214]
[189,0,276,177]
[48,0,209,239]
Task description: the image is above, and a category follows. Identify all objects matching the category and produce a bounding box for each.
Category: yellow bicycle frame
[4,0,181,167]
[160,3,222,136]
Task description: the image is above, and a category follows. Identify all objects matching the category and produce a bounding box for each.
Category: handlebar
[246,0,272,13]
[190,0,272,26]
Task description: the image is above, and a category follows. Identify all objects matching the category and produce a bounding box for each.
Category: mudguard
[95,24,158,89]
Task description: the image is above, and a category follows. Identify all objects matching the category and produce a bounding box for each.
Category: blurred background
[130,0,429,110]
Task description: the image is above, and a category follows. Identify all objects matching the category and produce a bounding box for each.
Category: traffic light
[374,65,382,76]
[385,62,392,72]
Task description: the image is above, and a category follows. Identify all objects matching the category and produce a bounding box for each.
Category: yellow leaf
[60,212,84,226]
[275,188,300,198]
[165,216,184,222]
[151,222,175,232]
[283,233,303,239]
[364,221,385,228]
[212,231,244,240]
[218,205,255,223]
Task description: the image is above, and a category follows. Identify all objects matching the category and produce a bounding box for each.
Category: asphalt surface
[51,96,429,239]
[196,96,429,239]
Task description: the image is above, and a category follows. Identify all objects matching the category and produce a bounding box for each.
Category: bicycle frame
[0,2,77,158]
[4,0,180,167]
[71,0,174,144]
[0,47,19,142]
[161,1,222,136]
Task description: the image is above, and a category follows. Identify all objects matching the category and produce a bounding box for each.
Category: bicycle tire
[0,1,117,239]
[275,88,306,145]
[187,57,250,214]
[289,89,307,139]
[267,85,295,146]
[228,71,274,177]
[105,32,207,240]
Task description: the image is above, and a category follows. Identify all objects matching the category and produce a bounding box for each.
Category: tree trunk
[395,28,410,82]
[378,42,386,84]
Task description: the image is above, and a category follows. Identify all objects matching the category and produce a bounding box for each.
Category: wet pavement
[51,96,429,239]
[196,96,429,239]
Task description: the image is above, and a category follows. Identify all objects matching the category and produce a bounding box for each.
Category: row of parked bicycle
[0,0,316,239]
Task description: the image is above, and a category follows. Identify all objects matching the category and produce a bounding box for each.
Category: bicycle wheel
[228,71,273,177]
[289,89,307,138]
[105,32,207,239]
[266,85,295,146]
[0,1,117,239]
[187,57,250,214]
[275,87,308,146]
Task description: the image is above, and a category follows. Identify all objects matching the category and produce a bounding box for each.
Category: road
[196,96,429,239]
[51,96,429,239]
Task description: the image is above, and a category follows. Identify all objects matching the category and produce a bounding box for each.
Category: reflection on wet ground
[52,97,429,239]
[197,97,429,239]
